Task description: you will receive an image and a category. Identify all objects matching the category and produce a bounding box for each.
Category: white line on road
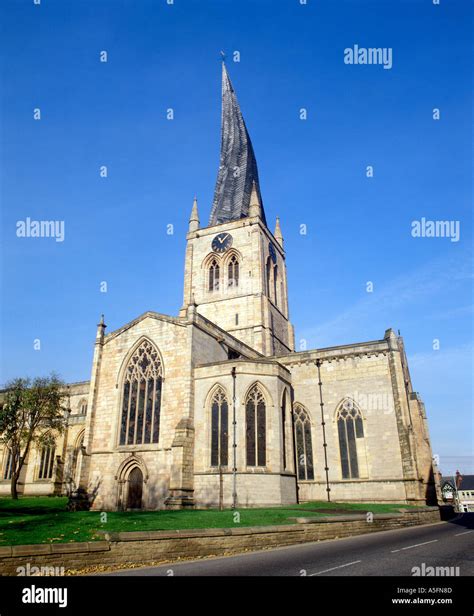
[391,540,438,553]
[309,560,361,576]
[454,530,473,536]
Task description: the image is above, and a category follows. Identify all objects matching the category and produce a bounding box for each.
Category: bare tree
[0,375,67,499]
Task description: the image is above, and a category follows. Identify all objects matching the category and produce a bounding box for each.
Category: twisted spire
[209,63,266,227]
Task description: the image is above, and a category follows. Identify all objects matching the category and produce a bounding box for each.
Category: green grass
[0,497,421,546]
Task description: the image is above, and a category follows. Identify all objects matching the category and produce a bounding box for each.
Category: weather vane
[220,50,226,63]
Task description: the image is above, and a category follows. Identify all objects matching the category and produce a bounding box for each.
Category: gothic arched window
[294,404,314,480]
[336,399,364,479]
[246,385,266,467]
[38,445,55,479]
[119,340,163,446]
[209,259,220,292]
[227,255,239,288]
[79,399,87,415]
[210,387,229,467]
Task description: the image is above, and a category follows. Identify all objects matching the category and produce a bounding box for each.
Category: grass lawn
[0,497,420,546]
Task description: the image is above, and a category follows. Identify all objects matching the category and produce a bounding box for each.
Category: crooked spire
[208,62,267,227]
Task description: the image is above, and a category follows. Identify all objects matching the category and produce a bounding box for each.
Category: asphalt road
[106,513,474,577]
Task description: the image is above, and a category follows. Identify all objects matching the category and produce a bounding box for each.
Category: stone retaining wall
[0,507,441,575]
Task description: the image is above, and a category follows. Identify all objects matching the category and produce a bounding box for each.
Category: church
[0,64,439,510]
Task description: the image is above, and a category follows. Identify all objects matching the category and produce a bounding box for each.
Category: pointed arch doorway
[127,467,143,509]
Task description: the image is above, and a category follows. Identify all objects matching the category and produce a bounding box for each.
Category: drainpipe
[289,388,300,504]
[231,366,237,509]
[316,360,331,502]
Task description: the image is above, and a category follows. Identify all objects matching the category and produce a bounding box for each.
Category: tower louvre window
[273,264,278,306]
[266,257,272,297]
[209,259,220,292]
[119,340,163,446]
[228,255,239,288]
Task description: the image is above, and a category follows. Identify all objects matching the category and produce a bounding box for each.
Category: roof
[458,475,474,490]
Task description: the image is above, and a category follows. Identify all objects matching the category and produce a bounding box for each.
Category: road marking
[309,560,361,576]
[391,540,438,553]
[454,530,473,536]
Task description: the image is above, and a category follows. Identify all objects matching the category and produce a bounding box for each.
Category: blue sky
[1,0,472,475]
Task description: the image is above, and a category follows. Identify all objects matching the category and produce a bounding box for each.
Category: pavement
[104,512,474,577]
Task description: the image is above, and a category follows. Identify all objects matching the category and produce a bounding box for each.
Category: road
[106,513,474,576]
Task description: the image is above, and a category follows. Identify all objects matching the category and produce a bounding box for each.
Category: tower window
[228,255,239,288]
[266,257,272,297]
[209,259,220,292]
[273,264,278,306]
[235,313,239,325]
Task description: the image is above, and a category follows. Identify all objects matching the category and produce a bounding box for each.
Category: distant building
[440,472,474,512]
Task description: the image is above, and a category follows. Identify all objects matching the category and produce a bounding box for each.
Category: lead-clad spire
[208,63,267,227]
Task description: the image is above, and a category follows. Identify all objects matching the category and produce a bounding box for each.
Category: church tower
[180,63,294,356]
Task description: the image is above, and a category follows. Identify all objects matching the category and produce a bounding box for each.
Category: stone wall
[0,508,440,576]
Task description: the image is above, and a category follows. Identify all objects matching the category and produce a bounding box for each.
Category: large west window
[246,385,266,467]
[119,340,163,446]
[210,387,229,467]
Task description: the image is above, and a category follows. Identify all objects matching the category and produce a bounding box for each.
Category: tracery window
[79,399,87,415]
[209,259,220,292]
[38,446,55,480]
[210,387,229,467]
[119,340,163,446]
[293,404,314,480]
[228,255,239,288]
[246,385,266,467]
[337,399,364,479]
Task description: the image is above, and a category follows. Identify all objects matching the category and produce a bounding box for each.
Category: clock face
[211,232,233,254]
[269,242,277,264]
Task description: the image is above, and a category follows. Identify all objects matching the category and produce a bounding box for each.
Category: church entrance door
[127,467,143,509]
